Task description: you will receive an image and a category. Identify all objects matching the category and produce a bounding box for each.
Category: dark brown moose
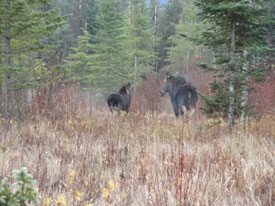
[107,83,132,116]
[160,72,198,117]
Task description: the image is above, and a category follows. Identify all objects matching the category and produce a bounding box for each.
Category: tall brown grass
[0,86,274,206]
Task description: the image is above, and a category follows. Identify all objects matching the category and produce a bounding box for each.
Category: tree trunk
[79,0,82,29]
[152,0,158,74]
[4,0,12,129]
[227,20,236,135]
[241,50,249,120]
[27,88,33,112]
[0,0,2,115]
[5,38,12,123]
[134,54,137,90]
[0,73,2,116]
[153,0,158,32]
[212,50,217,81]
[186,45,190,80]
[154,0,158,74]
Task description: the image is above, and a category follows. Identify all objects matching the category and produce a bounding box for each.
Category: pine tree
[155,0,183,69]
[265,0,275,69]
[168,0,206,78]
[83,0,99,37]
[124,0,156,86]
[88,0,128,95]
[149,0,160,31]
[193,0,271,133]
[66,27,94,86]
[0,0,67,125]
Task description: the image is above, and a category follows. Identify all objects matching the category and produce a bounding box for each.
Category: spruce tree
[168,0,206,77]
[66,27,94,85]
[155,0,183,69]
[265,0,275,68]
[82,0,99,38]
[193,0,271,133]
[88,0,128,95]
[124,0,156,86]
[0,0,67,125]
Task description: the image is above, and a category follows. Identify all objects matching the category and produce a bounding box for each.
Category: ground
[0,109,274,206]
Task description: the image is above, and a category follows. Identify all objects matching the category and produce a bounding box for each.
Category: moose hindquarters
[109,106,120,116]
[175,90,189,109]
[107,94,123,113]
[188,88,198,110]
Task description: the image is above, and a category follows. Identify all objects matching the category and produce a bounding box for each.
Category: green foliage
[0,0,68,121]
[0,0,68,88]
[0,0,67,53]
[41,24,75,66]
[87,0,128,95]
[82,0,99,37]
[124,0,156,85]
[66,27,94,85]
[265,0,275,70]
[168,0,207,71]
[65,0,157,95]
[193,0,271,122]
[0,167,41,206]
[155,0,183,69]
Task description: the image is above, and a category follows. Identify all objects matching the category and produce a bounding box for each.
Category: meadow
[0,89,274,206]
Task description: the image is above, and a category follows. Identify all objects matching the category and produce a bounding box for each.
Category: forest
[0,0,274,205]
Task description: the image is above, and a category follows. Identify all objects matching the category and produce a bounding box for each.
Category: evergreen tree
[66,27,94,85]
[0,0,67,124]
[155,0,183,70]
[88,0,128,95]
[82,0,99,37]
[149,0,160,30]
[124,0,156,86]
[41,24,75,67]
[265,0,275,69]
[168,0,206,77]
[54,0,99,41]
[193,0,270,133]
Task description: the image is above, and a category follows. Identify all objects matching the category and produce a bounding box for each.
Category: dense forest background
[1,1,275,205]
[0,0,274,129]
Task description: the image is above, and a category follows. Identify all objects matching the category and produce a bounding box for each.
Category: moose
[107,83,132,116]
[160,72,198,117]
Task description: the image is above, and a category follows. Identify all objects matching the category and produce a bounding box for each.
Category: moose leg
[124,107,129,116]
[171,100,180,117]
[181,105,187,115]
[190,107,195,116]
[179,106,185,116]
[111,102,121,117]
[188,98,196,117]
[112,107,119,117]
[109,106,114,114]
[176,94,188,116]
[173,107,180,117]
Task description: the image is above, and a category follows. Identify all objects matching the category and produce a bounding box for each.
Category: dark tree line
[0,0,274,132]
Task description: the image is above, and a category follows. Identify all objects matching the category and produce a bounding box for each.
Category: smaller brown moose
[107,83,132,116]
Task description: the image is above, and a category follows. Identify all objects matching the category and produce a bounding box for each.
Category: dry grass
[0,105,274,206]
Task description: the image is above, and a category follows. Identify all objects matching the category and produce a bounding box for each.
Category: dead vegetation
[0,101,274,206]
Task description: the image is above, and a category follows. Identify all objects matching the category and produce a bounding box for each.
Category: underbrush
[0,109,274,206]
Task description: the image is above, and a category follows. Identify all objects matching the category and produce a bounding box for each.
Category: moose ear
[127,82,131,87]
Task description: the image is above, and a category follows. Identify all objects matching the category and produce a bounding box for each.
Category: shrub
[131,74,164,114]
[0,167,41,206]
